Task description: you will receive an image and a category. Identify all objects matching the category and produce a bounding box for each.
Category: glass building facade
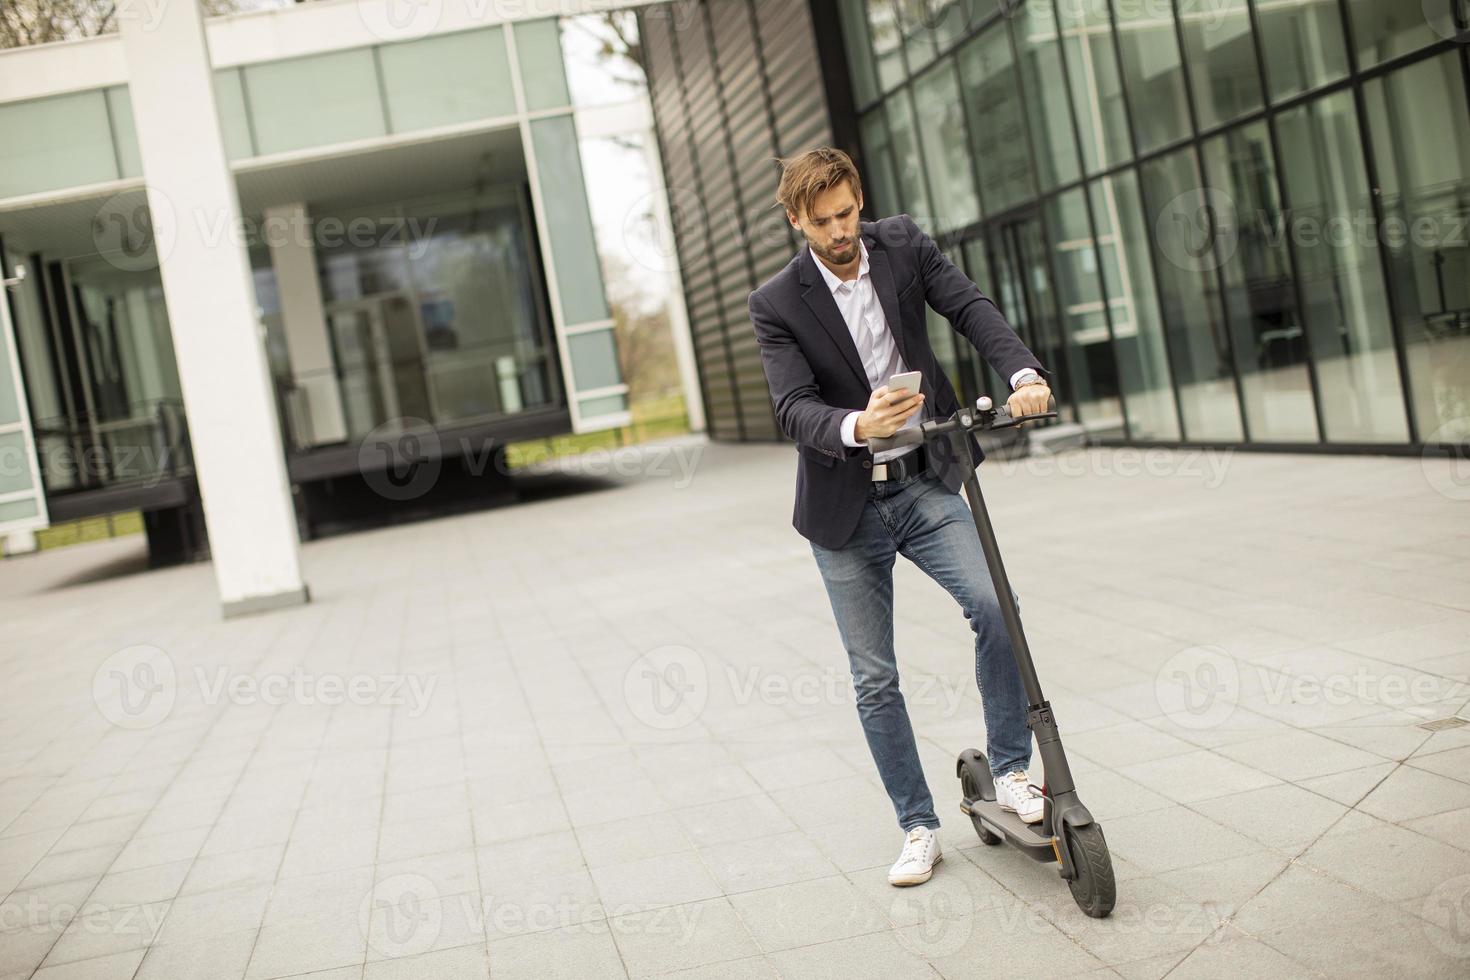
[839,0,1470,448]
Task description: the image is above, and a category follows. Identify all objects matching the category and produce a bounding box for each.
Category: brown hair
[775,146,862,221]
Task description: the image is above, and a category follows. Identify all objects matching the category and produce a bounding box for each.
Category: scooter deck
[960,797,1062,864]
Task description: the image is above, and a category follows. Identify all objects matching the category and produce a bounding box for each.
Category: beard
[813,237,857,265]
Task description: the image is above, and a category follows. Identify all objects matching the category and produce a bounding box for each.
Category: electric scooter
[870,395,1116,918]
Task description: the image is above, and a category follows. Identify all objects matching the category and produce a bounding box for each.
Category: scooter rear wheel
[957,756,1001,845]
[1063,823,1116,917]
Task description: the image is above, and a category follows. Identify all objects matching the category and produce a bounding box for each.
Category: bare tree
[1,0,274,49]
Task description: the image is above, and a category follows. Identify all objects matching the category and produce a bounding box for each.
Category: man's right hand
[854,385,924,443]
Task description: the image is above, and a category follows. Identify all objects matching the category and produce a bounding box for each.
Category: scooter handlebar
[866,398,1059,454]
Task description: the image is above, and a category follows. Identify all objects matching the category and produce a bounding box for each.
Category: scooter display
[869,395,1116,917]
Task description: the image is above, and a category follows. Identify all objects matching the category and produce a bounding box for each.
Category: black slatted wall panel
[638,0,845,443]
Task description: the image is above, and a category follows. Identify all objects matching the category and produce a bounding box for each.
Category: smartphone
[886,370,922,396]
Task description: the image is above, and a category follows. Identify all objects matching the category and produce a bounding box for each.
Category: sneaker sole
[888,852,942,886]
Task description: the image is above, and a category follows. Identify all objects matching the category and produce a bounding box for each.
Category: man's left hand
[1006,382,1052,423]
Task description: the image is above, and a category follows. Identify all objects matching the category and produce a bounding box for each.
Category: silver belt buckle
[871,462,888,481]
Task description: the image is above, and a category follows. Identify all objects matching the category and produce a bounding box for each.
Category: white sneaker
[994,770,1044,824]
[888,826,942,886]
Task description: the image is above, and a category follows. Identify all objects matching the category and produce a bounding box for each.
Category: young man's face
[788,181,864,268]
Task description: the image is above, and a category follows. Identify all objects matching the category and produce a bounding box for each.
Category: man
[748,147,1055,887]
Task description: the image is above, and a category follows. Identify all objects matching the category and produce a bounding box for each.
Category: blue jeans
[809,468,1032,832]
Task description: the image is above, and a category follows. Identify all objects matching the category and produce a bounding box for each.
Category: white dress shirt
[810,241,1037,465]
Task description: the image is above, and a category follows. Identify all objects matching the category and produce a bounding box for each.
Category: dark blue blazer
[749,213,1051,550]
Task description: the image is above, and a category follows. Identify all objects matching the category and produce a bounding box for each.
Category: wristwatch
[1013,370,1047,389]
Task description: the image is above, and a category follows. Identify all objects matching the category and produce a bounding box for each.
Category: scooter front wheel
[1063,822,1116,917]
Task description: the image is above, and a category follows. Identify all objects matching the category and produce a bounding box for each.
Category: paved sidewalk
[1,437,1468,979]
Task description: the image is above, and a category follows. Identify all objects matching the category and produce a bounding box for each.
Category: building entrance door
[325,293,432,439]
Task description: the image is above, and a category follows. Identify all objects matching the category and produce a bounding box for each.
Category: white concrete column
[263,202,348,447]
[118,0,308,617]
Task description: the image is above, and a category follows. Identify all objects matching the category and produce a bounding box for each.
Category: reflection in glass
[1140,150,1244,440]
[1180,0,1261,131]
[867,0,907,92]
[1012,2,1081,191]
[898,0,938,74]
[1364,53,1470,443]
[1255,0,1348,102]
[1346,0,1458,69]
[1044,188,1123,426]
[912,59,981,232]
[1200,123,1319,441]
[1058,0,1131,174]
[886,91,934,227]
[957,20,1036,216]
[838,0,881,108]
[1277,92,1408,442]
[1112,0,1191,153]
[1088,172,1180,440]
[860,110,902,218]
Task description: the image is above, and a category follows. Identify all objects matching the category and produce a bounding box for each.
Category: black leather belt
[871,445,927,482]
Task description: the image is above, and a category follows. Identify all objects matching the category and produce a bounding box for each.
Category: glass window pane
[1059,0,1131,173]
[0,90,118,199]
[1200,123,1319,442]
[1255,0,1348,102]
[860,110,902,217]
[379,28,516,132]
[1013,2,1081,191]
[1277,91,1408,443]
[885,90,934,226]
[530,115,611,325]
[515,18,572,111]
[929,0,994,53]
[838,0,880,108]
[105,86,142,178]
[1112,0,1191,153]
[315,208,411,304]
[577,392,628,417]
[1139,149,1244,441]
[568,329,622,391]
[214,69,256,160]
[244,49,386,156]
[1364,52,1470,444]
[1044,187,1123,425]
[1347,0,1458,69]
[1089,171,1180,440]
[912,60,980,232]
[957,20,1037,215]
[561,12,646,109]
[1180,0,1261,130]
[899,0,939,73]
[867,0,908,92]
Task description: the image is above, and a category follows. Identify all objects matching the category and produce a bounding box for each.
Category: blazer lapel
[799,248,870,390]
